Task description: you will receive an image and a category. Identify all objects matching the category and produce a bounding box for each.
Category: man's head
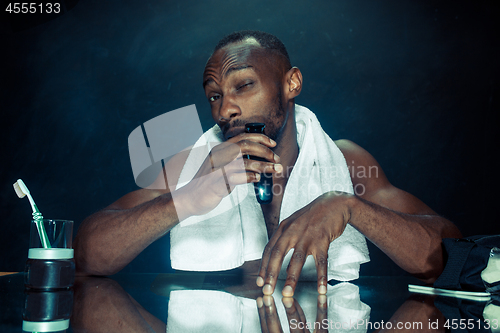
[213,30,292,73]
[203,30,302,143]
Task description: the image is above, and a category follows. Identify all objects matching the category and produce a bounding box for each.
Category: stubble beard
[220,88,287,143]
[264,88,286,143]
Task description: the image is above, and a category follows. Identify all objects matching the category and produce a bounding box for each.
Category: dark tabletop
[0,272,496,332]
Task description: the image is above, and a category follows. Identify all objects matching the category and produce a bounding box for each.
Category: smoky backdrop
[1,0,498,274]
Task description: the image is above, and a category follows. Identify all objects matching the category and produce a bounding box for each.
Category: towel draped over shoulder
[170,105,369,281]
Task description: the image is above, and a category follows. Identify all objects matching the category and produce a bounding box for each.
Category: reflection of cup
[22,288,73,332]
[24,219,75,290]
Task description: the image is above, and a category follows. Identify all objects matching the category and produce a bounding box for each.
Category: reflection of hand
[257,295,328,333]
[257,296,284,333]
[257,192,353,296]
[176,133,281,219]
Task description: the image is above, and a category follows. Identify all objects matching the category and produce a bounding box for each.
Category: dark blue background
[1,0,498,274]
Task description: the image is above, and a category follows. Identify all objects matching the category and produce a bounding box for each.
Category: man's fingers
[208,141,244,169]
[283,248,307,297]
[232,133,277,149]
[258,223,287,293]
[256,226,283,288]
[315,251,329,295]
[261,243,291,295]
[257,212,303,292]
[224,169,260,183]
[244,159,283,174]
[207,138,276,176]
[207,141,281,188]
[232,134,279,163]
[257,248,271,287]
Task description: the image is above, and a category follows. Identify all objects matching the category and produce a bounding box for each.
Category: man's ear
[284,67,303,100]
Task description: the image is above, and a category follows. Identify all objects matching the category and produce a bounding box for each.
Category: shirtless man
[74,30,461,297]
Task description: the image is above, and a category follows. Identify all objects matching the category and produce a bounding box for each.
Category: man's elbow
[413,220,462,284]
[411,255,444,284]
[73,237,123,276]
[442,223,462,240]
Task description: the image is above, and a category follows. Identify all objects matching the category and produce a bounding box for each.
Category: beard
[265,89,286,142]
[220,89,286,143]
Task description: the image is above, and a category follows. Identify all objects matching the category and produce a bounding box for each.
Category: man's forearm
[74,192,180,276]
[347,196,462,282]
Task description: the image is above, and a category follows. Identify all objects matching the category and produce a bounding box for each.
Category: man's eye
[209,95,220,102]
[237,82,253,90]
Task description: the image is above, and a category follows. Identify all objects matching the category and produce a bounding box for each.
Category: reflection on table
[0,272,497,332]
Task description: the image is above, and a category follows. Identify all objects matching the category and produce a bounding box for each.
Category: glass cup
[24,219,75,290]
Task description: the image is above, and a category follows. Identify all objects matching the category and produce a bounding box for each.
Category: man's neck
[260,103,298,237]
[273,103,299,184]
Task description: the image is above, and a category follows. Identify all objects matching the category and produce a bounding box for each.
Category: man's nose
[218,97,241,123]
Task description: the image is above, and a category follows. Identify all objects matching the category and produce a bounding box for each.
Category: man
[74,30,461,297]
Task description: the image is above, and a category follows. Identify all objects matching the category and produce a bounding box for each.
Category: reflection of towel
[170,104,369,281]
[166,290,260,333]
[325,283,371,333]
[166,283,370,333]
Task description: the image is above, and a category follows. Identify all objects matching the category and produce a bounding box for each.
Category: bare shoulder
[334,139,436,215]
[334,139,389,189]
[335,139,377,165]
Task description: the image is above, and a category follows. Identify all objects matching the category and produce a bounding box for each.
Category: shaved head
[211,30,292,77]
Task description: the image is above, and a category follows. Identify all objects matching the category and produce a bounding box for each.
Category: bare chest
[260,193,283,239]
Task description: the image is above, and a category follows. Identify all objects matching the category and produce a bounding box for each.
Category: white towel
[170,104,370,281]
[166,282,371,333]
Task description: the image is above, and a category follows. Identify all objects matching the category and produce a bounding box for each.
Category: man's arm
[73,148,191,276]
[73,189,179,276]
[336,139,462,281]
[74,134,281,276]
[257,139,462,296]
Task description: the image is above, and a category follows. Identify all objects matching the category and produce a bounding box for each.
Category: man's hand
[256,192,354,297]
[175,133,282,219]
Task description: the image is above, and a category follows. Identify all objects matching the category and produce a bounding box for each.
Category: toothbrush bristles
[13,179,51,249]
[13,182,27,198]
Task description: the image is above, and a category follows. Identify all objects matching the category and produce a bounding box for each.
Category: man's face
[203,39,287,142]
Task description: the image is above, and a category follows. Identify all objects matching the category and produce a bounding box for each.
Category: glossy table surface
[0,272,496,332]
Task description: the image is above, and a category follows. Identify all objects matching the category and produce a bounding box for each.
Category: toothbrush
[13,179,51,249]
